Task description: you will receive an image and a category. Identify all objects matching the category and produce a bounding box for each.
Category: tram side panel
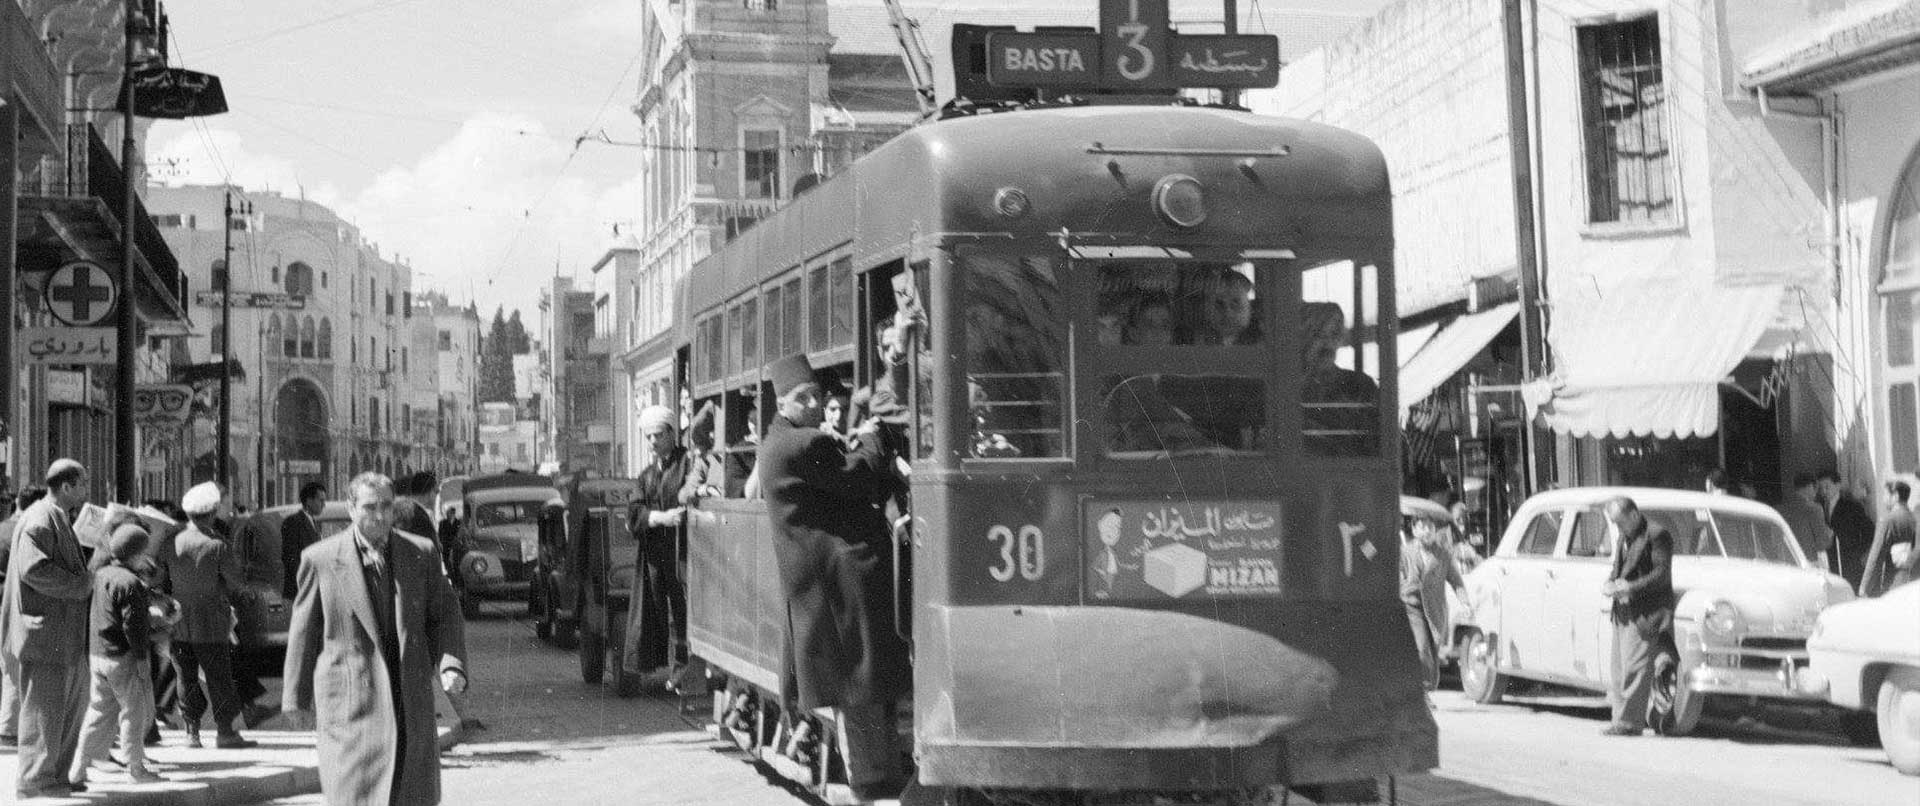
[688,498,786,696]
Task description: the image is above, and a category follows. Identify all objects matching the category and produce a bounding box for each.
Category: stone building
[426,290,483,476]
[148,184,429,504]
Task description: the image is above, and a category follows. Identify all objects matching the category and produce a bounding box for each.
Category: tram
[674,102,1434,803]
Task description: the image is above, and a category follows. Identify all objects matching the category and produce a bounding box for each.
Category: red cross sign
[45,261,118,326]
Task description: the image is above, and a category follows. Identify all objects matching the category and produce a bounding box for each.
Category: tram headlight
[992,186,1030,219]
[1152,174,1207,228]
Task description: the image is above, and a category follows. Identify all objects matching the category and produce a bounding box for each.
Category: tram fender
[920,605,1338,748]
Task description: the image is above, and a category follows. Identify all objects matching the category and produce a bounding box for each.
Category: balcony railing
[2,0,62,153]
[30,124,188,314]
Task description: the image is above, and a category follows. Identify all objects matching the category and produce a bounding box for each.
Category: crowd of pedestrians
[0,461,472,804]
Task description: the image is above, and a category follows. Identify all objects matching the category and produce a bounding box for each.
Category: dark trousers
[1405,603,1440,692]
[1610,617,1662,728]
[838,701,902,788]
[624,538,687,674]
[172,642,242,732]
[15,659,89,793]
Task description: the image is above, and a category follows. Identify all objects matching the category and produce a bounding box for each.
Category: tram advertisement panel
[1084,500,1284,601]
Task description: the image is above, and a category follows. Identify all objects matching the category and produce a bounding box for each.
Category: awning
[1741,0,1920,94]
[1526,280,1785,439]
[1398,302,1520,417]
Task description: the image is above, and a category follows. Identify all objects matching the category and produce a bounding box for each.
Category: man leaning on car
[1600,496,1674,737]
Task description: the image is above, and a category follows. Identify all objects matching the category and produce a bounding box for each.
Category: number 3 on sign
[987,524,1046,582]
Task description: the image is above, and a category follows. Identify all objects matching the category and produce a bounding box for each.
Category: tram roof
[688,105,1390,314]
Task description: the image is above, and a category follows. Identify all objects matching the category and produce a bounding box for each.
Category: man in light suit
[159,482,257,749]
[284,472,467,806]
[4,460,95,799]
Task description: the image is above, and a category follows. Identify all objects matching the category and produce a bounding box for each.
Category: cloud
[146,123,344,207]
[338,112,639,318]
[554,0,643,48]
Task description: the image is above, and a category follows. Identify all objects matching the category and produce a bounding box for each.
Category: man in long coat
[284,472,467,806]
[758,353,910,801]
[159,482,257,748]
[624,405,690,678]
[4,460,95,798]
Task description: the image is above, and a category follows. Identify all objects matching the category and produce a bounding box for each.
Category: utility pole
[218,187,245,491]
[115,0,140,502]
[1502,0,1549,495]
[2,97,18,481]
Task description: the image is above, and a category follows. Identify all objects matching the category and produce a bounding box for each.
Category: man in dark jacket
[624,406,691,680]
[159,483,256,749]
[280,483,327,600]
[1816,470,1876,590]
[758,353,909,800]
[1862,480,1917,597]
[1601,496,1674,737]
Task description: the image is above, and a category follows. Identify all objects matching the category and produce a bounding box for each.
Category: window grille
[1577,16,1673,226]
[743,129,781,200]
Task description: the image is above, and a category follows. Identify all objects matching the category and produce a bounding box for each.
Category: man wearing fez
[759,353,910,801]
[624,405,691,681]
[6,460,95,798]
[159,482,257,749]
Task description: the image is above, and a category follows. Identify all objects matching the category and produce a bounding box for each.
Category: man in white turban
[621,405,691,688]
[156,483,255,749]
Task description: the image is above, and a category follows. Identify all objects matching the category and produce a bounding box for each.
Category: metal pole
[219,188,233,490]
[1221,0,1239,108]
[1502,0,1547,496]
[115,0,139,503]
[2,101,18,484]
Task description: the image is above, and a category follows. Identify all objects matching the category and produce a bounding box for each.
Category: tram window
[739,297,760,375]
[722,389,761,499]
[807,266,830,350]
[1299,260,1383,456]
[830,258,855,348]
[961,251,1068,459]
[1094,262,1262,346]
[1101,374,1268,458]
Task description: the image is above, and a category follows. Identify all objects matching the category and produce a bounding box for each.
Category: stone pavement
[1,708,463,805]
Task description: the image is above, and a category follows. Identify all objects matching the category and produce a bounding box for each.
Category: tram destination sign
[195,291,307,310]
[985,0,1278,91]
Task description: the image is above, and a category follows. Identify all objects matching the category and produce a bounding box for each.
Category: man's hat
[181,481,222,516]
[639,405,676,434]
[768,353,819,398]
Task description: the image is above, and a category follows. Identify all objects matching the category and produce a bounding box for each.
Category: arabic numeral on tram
[987,524,1047,582]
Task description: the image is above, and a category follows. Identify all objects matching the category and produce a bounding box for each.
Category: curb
[14,726,456,806]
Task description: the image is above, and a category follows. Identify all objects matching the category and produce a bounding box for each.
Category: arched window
[369,397,381,438]
[317,318,333,359]
[299,316,316,358]
[264,314,283,358]
[1880,145,1920,470]
[283,314,299,357]
[285,262,315,296]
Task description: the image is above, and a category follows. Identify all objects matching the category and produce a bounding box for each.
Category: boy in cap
[71,524,165,785]
[158,482,256,749]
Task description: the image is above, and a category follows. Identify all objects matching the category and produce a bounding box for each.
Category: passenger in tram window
[1124,294,1175,346]
[820,389,852,446]
[969,380,1023,459]
[678,403,724,506]
[1185,267,1261,346]
[723,400,760,499]
[1094,300,1127,346]
[1102,375,1217,456]
[1299,300,1380,455]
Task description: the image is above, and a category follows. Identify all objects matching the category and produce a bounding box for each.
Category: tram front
[900,107,1437,798]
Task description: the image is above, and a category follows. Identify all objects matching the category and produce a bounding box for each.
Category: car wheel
[1461,630,1507,705]
[579,629,605,685]
[1842,709,1880,747]
[553,616,579,650]
[1649,651,1704,737]
[1879,666,1920,776]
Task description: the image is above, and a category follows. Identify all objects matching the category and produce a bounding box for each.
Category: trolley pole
[115,0,139,503]
[1221,0,1239,108]
[1502,0,1551,496]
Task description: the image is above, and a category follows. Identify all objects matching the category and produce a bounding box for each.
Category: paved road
[247,606,1919,806]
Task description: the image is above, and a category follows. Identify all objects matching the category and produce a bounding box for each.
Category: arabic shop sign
[194,290,307,310]
[985,0,1278,91]
[1084,499,1285,601]
[23,327,118,365]
[117,67,230,120]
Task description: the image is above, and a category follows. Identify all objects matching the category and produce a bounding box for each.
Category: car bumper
[458,550,533,598]
[1686,658,1828,702]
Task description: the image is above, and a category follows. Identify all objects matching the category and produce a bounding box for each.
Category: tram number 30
[987,524,1046,582]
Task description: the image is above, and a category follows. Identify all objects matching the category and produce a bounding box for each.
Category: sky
[146,0,1389,320]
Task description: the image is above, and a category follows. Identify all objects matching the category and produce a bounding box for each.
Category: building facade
[547,276,615,475]
[6,0,193,503]
[427,290,483,477]
[148,184,437,505]
[1250,0,1857,532]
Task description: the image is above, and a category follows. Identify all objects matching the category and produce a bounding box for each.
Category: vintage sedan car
[231,501,351,657]
[458,473,563,615]
[1456,487,1855,735]
[1800,579,1920,775]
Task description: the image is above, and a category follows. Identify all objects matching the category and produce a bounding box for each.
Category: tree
[506,310,531,354]
[478,307,516,402]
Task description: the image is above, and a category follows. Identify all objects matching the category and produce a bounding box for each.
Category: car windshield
[1641,507,1801,567]
[473,502,542,528]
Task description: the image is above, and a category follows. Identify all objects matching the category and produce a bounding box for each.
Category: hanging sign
[22,327,117,365]
[44,261,118,326]
[133,384,196,428]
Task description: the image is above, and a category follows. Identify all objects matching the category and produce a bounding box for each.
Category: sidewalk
[2,714,462,805]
